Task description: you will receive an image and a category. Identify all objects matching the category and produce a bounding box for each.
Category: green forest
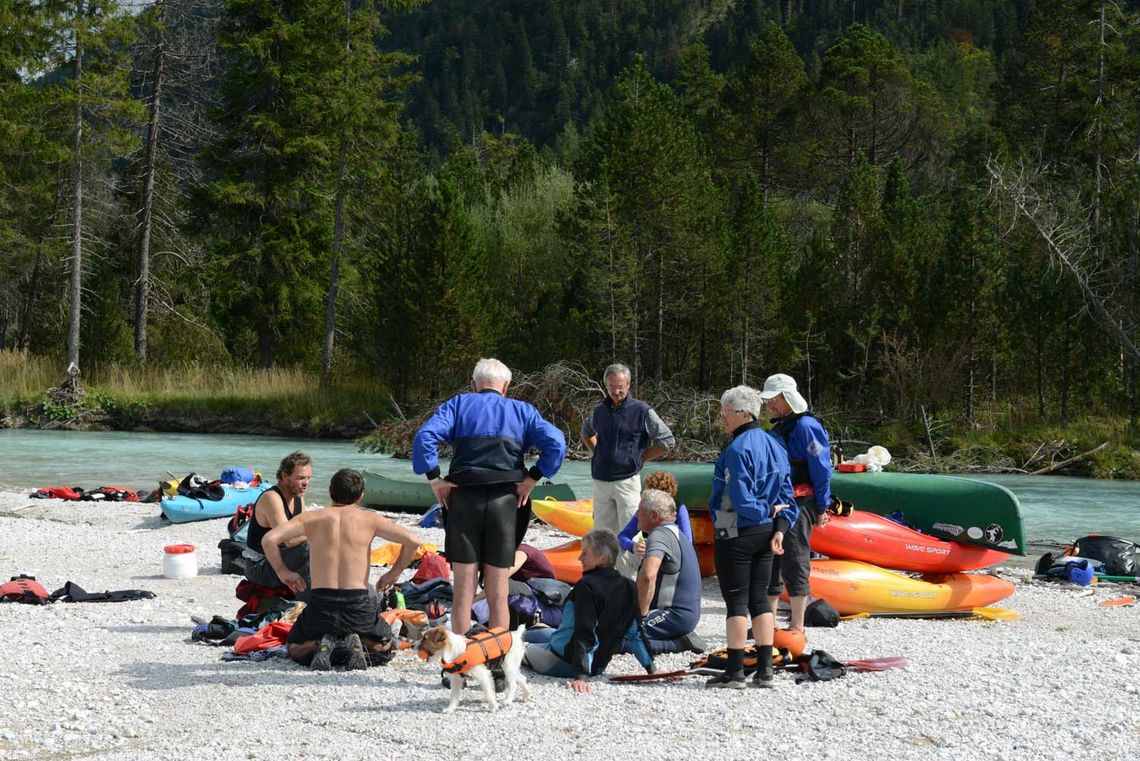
[1,0,1139,469]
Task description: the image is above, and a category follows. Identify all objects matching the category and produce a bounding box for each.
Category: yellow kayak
[370,542,438,566]
[531,498,594,537]
[796,559,1016,616]
[531,497,715,544]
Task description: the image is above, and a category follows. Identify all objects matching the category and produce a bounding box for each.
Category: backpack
[411,552,451,583]
[0,575,51,605]
[1067,535,1137,577]
[804,598,840,627]
[220,466,255,485]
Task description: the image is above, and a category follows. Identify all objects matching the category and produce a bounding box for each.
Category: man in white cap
[760,373,832,632]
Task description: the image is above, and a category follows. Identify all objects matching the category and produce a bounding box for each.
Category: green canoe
[645,465,1026,555]
[361,469,577,513]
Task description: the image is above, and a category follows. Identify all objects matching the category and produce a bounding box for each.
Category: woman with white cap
[706,385,799,688]
[760,373,832,633]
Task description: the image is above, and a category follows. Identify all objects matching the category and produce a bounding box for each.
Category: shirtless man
[244,451,313,600]
[263,468,420,670]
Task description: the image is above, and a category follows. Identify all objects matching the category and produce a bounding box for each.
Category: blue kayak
[161,484,268,524]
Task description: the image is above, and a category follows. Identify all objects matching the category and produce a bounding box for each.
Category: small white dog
[417,624,530,713]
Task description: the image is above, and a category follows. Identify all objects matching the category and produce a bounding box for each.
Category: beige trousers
[591,474,642,579]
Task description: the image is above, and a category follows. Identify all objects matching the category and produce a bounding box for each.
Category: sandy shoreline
[0,490,1136,760]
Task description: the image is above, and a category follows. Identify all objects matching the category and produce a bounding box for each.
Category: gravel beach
[0,490,1136,760]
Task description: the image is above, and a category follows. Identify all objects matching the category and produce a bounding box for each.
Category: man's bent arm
[263,518,308,593]
[373,516,421,591]
[637,555,662,616]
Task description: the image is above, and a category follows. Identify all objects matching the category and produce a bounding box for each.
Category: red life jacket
[233,621,293,654]
[32,487,83,501]
[97,486,139,502]
[425,628,513,674]
[0,575,51,604]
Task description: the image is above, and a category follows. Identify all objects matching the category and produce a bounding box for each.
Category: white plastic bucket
[163,544,198,579]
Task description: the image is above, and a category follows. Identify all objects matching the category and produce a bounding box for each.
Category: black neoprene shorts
[768,496,815,597]
[287,588,392,644]
[445,482,519,567]
[714,525,775,618]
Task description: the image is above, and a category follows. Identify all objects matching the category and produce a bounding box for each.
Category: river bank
[2,354,1137,478]
[1,491,1137,760]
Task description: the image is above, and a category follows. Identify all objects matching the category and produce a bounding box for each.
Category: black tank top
[246,485,302,554]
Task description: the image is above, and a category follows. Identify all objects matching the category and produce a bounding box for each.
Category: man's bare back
[264,503,420,596]
[306,507,417,590]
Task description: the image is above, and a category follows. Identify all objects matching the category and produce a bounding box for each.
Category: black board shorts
[445,482,519,568]
[286,588,392,644]
[768,496,815,598]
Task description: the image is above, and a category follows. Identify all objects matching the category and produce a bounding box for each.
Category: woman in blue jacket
[706,385,798,688]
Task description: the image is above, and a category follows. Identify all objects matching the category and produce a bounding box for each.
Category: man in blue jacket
[761,373,831,632]
[413,358,567,638]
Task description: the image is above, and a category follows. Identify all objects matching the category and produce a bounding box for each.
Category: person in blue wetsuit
[412,358,566,639]
[617,470,692,555]
[761,373,832,633]
[523,529,654,693]
[633,489,705,654]
[706,385,798,689]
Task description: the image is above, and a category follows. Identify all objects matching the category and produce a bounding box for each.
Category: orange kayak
[812,510,1010,573]
[797,559,1015,616]
[532,498,716,545]
[542,539,717,584]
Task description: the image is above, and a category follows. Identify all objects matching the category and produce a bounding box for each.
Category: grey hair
[581,529,619,569]
[472,358,512,388]
[720,385,763,419]
[603,363,631,383]
[639,489,677,520]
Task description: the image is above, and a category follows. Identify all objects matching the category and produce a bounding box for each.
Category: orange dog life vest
[436,627,513,674]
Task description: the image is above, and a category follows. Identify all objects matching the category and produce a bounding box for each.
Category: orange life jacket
[427,627,513,674]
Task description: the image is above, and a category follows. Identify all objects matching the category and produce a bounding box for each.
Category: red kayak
[811,510,1010,573]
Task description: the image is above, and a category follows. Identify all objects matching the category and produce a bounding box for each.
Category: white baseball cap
[759,374,808,414]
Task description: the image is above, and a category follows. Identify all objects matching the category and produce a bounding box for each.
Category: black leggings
[714,527,775,619]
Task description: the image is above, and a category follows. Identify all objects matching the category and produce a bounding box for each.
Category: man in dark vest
[580,363,675,578]
[243,451,313,601]
[761,374,831,632]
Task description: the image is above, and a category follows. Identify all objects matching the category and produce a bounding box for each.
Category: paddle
[608,656,909,683]
[609,668,699,683]
[844,656,908,672]
[1099,596,1136,607]
[1096,575,1140,583]
[841,607,1019,621]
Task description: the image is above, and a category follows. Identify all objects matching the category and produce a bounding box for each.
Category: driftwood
[356,361,724,461]
[1031,441,1109,475]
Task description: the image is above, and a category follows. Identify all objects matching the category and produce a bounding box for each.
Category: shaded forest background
[2,0,1139,463]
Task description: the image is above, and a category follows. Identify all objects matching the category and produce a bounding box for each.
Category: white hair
[472,358,512,388]
[720,385,763,419]
[603,363,631,383]
[639,489,677,520]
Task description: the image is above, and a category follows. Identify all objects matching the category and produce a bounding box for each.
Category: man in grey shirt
[581,363,675,577]
[634,490,704,654]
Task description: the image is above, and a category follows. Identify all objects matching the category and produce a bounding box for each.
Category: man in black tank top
[243,451,313,600]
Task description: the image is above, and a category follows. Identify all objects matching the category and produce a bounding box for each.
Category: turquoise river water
[1,429,1137,548]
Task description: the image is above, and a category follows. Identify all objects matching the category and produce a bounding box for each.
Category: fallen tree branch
[1031,441,1109,475]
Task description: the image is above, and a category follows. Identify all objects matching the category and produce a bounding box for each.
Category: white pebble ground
[0,492,1136,760]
